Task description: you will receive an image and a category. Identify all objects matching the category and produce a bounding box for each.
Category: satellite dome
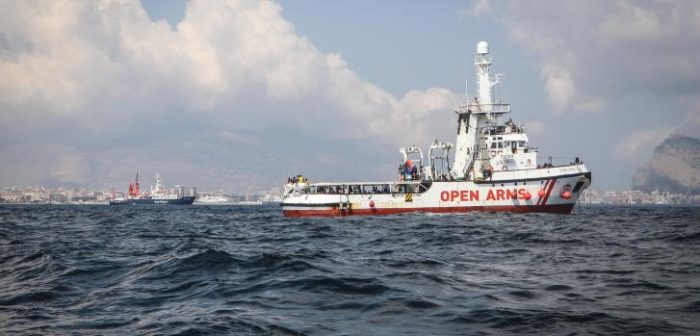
[476,41,489,54]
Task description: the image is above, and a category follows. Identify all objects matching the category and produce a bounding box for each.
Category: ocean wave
[0,204,698,335]
[670,231,700,242]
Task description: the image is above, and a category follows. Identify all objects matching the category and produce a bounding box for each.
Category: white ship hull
[282,165,591,217]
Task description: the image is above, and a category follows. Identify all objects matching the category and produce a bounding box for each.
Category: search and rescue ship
[281,41,591,217]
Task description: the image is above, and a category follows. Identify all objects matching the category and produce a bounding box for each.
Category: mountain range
[0,129,397,193]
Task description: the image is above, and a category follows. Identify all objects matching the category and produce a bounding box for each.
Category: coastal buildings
[0,186,278,205]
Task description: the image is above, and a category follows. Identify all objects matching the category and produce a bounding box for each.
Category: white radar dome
[476,41,489,54]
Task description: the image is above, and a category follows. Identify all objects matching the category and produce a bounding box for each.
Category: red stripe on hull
[541,178,558,205]
[536,179,552,205]
[283,204,575,217]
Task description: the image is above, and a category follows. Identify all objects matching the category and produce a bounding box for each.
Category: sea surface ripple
[0,204,699,335]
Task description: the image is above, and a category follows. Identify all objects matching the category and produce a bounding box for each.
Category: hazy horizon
[1,0,699,191]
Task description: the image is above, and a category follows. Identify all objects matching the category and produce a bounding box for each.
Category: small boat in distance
[235,200,263,205]
[281,41,591,217]
[194,195,230,204]
[109,173,195,205]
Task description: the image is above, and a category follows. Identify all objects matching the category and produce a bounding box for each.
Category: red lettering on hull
[496,189,505,200]
[440,191,449,201]
[518,189,528,199]
[487,190,496,200]
[441,189,481,202]
[442,188,530,202]
[470,190,479,201]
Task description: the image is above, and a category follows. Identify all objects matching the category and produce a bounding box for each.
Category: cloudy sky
[1,0,698,191]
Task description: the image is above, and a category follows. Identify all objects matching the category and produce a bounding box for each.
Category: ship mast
[450,41,510,180]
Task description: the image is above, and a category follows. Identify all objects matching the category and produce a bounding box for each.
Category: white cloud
[0,0,460,148]
[523,120,545,136]
[540,64,574,112]
[613,127,676,159]
[678,96,700,136]
[574,98,606,113]
[486,0,700,114]
[470,0,491,16]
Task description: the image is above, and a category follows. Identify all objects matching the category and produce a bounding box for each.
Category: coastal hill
[632,134,700,194]
[0,129,396,192]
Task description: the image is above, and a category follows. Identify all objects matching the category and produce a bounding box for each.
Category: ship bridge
[451,41,519,180]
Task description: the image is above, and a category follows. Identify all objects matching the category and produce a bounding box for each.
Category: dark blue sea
[0,204,698,335]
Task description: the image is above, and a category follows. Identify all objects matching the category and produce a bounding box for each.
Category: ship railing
[456,102,511,114]
[475,157,586,177]
[475,157,536,174]
[306,183,392,195]
[303,180,431,195]
[482,103,511,113]
[535,156,585,168]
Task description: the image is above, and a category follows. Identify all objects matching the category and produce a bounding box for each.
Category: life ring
[560,184,572,199]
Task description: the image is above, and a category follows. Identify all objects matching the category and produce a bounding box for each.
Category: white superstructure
[281,41,591,217]
[148,174,184,200]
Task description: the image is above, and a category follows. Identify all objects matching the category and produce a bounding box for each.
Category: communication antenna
[465,78,469,101]
[464,63,469,100]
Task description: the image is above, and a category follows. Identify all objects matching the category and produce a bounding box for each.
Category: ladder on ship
[463,150,478,180]
[338,194,351,213]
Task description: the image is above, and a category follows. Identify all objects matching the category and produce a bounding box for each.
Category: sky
[1,0,699,191]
